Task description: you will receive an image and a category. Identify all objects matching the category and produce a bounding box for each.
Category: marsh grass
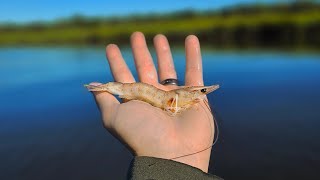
[0,2,319,48]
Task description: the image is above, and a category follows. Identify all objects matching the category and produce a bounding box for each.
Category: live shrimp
[85,82,220,163]
[85,82,219,116]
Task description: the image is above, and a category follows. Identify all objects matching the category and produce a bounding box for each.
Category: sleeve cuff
[127,156,223,180]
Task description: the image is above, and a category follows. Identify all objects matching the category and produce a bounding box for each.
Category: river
[0,46,319,179]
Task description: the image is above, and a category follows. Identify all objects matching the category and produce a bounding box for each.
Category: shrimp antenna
[148,98,220,167]
[203,99,219,147]
[169,99,219,160]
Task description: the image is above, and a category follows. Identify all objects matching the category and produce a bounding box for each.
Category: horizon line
[0,1,289,25]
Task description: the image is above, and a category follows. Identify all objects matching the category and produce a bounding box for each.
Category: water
[0,46,319,180]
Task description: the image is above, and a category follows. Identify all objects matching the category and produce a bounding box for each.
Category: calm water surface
[0,47,319,180]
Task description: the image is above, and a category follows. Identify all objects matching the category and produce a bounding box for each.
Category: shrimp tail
[84,82,124,96]
[84,84,107,92]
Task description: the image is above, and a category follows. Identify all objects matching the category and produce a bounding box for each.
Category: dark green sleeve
[127,156,223,180]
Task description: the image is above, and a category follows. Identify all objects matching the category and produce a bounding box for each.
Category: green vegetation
[0,2,320,48]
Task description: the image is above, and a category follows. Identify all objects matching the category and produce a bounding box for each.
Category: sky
[0,0,283,23]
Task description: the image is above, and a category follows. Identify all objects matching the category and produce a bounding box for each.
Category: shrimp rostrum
[85,82,219,116]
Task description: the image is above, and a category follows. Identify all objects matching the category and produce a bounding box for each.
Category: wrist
[136,147,211,172]
[128,156,220,180]
[170,147,211,172]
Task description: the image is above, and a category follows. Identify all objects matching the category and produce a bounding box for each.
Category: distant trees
[0,2,319,48]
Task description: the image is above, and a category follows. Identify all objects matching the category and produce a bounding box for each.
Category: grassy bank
[0,2,320,48]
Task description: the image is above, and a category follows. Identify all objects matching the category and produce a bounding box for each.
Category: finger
[106,44,135,83]
[91,44,135,128]
[153,34,177,85]
[184,35,203,86]
[89,82,120,128]
[131,32,158,84]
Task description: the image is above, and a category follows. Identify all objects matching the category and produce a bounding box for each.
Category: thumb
[89,82,120,128]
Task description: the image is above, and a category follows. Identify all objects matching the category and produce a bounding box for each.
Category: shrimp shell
[85,82,219,116]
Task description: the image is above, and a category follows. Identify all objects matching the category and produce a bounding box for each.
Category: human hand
[90,32,214,172]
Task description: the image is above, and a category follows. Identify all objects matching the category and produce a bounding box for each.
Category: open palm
[91,32,214,172]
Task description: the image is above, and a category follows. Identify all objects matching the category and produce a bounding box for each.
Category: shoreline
[0,2,319,47]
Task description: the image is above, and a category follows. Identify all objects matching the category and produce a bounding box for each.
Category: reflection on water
[0,47,320,179]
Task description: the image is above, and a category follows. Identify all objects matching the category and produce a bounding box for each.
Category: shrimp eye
[201,88,207,93]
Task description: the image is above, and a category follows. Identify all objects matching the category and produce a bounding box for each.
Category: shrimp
[84,82,219,116]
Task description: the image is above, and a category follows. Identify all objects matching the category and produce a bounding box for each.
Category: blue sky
[0,0,282,23]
